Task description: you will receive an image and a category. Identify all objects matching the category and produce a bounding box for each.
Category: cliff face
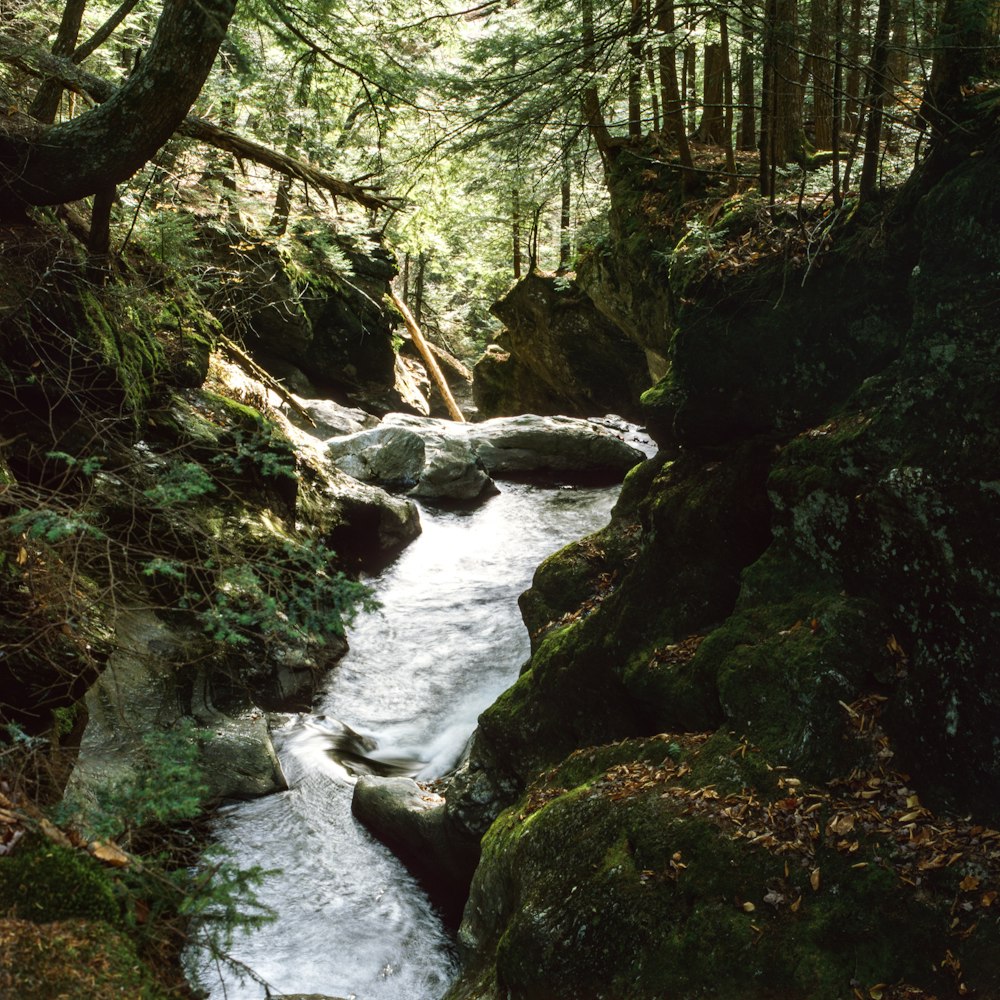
[445,107,1000,999]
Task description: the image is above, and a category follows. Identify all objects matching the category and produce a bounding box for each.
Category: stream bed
[191,480,621,1000]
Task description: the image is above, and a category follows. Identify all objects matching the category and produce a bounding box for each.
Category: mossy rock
[154,295,221,388]
[450,736,999,1000]
[75,288,164,417]
[0,918,170,999]
[0,838,121,925]
[517,456,659,646]
[666,227,910,448]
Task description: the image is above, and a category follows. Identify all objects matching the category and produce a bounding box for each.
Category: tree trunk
[737,22,756,150]
[646,47,661,132]
[390,291,465,423]
[0,0,236,219]
[695,41,726,143]
[29,0,88,123]
[859,0,893,201]
[628,0,644,137]
[844,0,864,129]
[0,33,388,211]
[888,0,910,103]
[512,187,522,279]
[72,0,143,65]
[414,251,427,325]
[920,0,999,135]
[803,0,834,149]
[683,42,697,132]
[720,14,737,186]
[581,0,613,158]
[655,0,693,169]
[270,53,315,236]
[558,150,572,273]
[831,0,844,205]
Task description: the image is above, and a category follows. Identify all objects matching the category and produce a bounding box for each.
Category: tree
[0,0,237,219]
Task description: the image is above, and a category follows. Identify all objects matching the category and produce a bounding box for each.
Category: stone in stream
[352,775,480,919]
[326,412,647,502]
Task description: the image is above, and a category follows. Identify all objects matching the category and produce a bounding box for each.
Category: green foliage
[193,539,376,647]
[669,219,726,296]
[213,425,297,481]
[6,507,106,544]
[134,207,204,268]
[173,846,276,955]
[139,556,187,581]
[142,462,217,507]
[46,451,104,476]
[74,720,209,841]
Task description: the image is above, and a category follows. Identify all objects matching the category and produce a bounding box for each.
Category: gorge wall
[439,104,1000,999]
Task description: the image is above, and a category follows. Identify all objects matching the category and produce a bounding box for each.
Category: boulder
[326,413,646,502]
[467,414,651,477]
[64,607,287,815]
[201,223,413,411]
[285,396,379,439]
[352,776,479,918]
[475,272,651,421]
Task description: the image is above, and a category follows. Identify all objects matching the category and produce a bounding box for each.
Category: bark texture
[0,0,236,216]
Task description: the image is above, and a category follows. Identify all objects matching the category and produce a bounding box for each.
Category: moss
[154,295,221,388]
[0,839,121,926]
[0,918,171,1000]
[638,375,680,449]
[198,388,266,429]
[701,594,887,778]
[77,289,164,416]
[461,738,994,1000]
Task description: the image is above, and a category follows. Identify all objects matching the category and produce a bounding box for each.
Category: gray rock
[326,412,644,502]
[467,413,648,477]
[289,396,379,439]
[327,426,427,490]
[352,775,480,908]
[65,607,287,817]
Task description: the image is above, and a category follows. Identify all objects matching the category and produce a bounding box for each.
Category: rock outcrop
[474,272,651,421]
[439,114,1000,999]
[202,221,425,414]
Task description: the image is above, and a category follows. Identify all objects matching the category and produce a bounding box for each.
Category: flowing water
[192,480,622,1000]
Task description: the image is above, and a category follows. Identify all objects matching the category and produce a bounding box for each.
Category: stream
[191,480,622,1000]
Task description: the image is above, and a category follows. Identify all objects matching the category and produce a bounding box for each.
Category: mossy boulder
[0,918,171,1000]
[665,232,909,448]
[202,223,404,406]
[0,839,121,925]
[448,735,1000,1000]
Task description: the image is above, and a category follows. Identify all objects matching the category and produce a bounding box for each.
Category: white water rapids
[190,481,621,1000]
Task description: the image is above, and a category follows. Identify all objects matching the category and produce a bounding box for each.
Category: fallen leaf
[810,867,821,891]
[828,814,856,836]
[89,840,130,867]
[959,875,980,892]
[742,901,756,912]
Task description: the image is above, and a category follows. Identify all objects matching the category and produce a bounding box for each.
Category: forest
[0,0,999,995]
